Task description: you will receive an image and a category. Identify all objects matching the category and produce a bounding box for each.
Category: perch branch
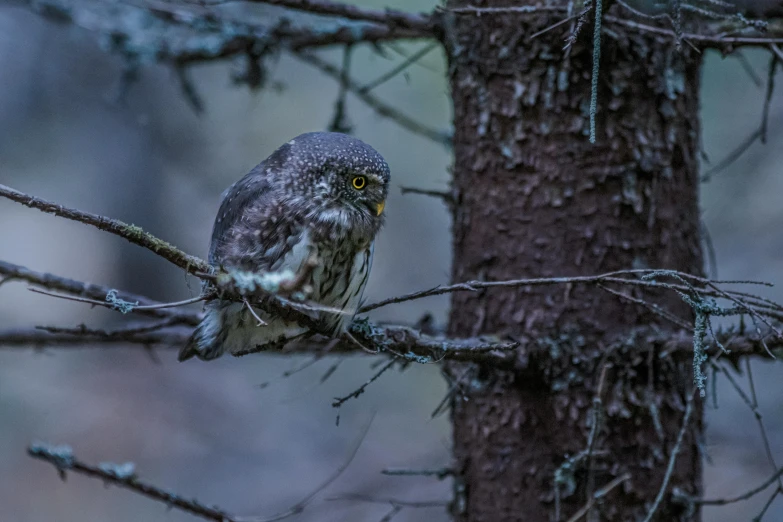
[4,322,781,361]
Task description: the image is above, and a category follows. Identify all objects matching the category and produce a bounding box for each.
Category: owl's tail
[178,302,226,362]
[178,301,313,361]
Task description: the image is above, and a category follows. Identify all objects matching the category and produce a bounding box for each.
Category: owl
[179,132,390,361]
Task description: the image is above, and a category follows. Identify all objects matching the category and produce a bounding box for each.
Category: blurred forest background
[0,0,782,520]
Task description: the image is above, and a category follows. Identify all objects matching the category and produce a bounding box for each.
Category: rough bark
[444,2,705,521]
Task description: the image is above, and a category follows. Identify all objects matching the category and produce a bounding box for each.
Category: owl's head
[273,132,391,239]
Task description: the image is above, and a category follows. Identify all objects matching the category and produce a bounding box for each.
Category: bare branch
[28,442,234,521]
[701,127,762,181]
[332,358,396,408]
[359,42,439,93]
[237,0,437,34]
[28,288,207,311]
[565,473,631,522]
[233,415,373,522]
[37,318,181,337]
[0,327,192,348]
[683,468,783,506]
[21,0,432,63]
[359,269,780,319]
[0,320,520,363]
[603,15,783,47]
[0,260,200,324]
[326,493,448,508]
[0,184,209,275]
[640,390,695,522]
[293,51,452,147]
[762,48,780,143]
[399,186,454,206]
[29,419,371,522]
[381,467,453,480]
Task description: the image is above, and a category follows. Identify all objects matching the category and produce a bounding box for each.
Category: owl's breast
[309,240,373,334]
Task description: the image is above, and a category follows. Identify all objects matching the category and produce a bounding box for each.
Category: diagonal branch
[28,421,371,522]
[641,390,695,522]
[293,51,452,147]
[0,184,209,275]
[28,443,234,521]
[688,467,783,506]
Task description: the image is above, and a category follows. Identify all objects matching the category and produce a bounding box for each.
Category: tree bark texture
[444,2,705,521]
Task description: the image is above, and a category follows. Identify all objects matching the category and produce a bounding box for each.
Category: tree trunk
[444,3,705,521]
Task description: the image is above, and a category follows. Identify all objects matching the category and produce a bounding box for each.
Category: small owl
[179,132,390,361]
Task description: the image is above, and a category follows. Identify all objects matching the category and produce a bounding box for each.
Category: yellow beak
[376,201,385,216]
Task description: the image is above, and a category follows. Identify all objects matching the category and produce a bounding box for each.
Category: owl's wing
[208,164,273,267]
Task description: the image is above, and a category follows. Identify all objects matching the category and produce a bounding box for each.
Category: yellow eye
[352,176,366,190]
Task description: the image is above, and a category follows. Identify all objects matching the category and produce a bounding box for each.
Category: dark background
[1,0,782,520]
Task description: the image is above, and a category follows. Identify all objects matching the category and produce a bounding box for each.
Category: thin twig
[328,44,354,133]
[449,5,565,14]
[640,390,695,522]
[28,288,207,311]
[583,364,609,520]
[745,357,783,490]
[752,487,781,521]
[734,50,764,87]
[691,468,783,505]
[771,43,783,62]
[234,414,374,522]
[36,318,181,338]
[29,418,372,522]
[360,42,438,93]
[565,473,631,522]
[294,51,452,147]
[399,186,454,205]
[0,260,200,324]
[28,443,234,521]
[701,127,762,180]
[761,50,779,143]
[602,15,783,46]
[359,269,777,316]
[326,493,448,508]
[381,467,453,480]
[529,14,579,40]
[332,358,396,408]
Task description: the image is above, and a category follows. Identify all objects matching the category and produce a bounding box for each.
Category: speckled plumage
[179,132,390,361]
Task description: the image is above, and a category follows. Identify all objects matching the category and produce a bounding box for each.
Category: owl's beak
[376,201,385,216]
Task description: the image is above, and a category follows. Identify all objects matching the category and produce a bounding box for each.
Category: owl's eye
[352,176,367,190]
